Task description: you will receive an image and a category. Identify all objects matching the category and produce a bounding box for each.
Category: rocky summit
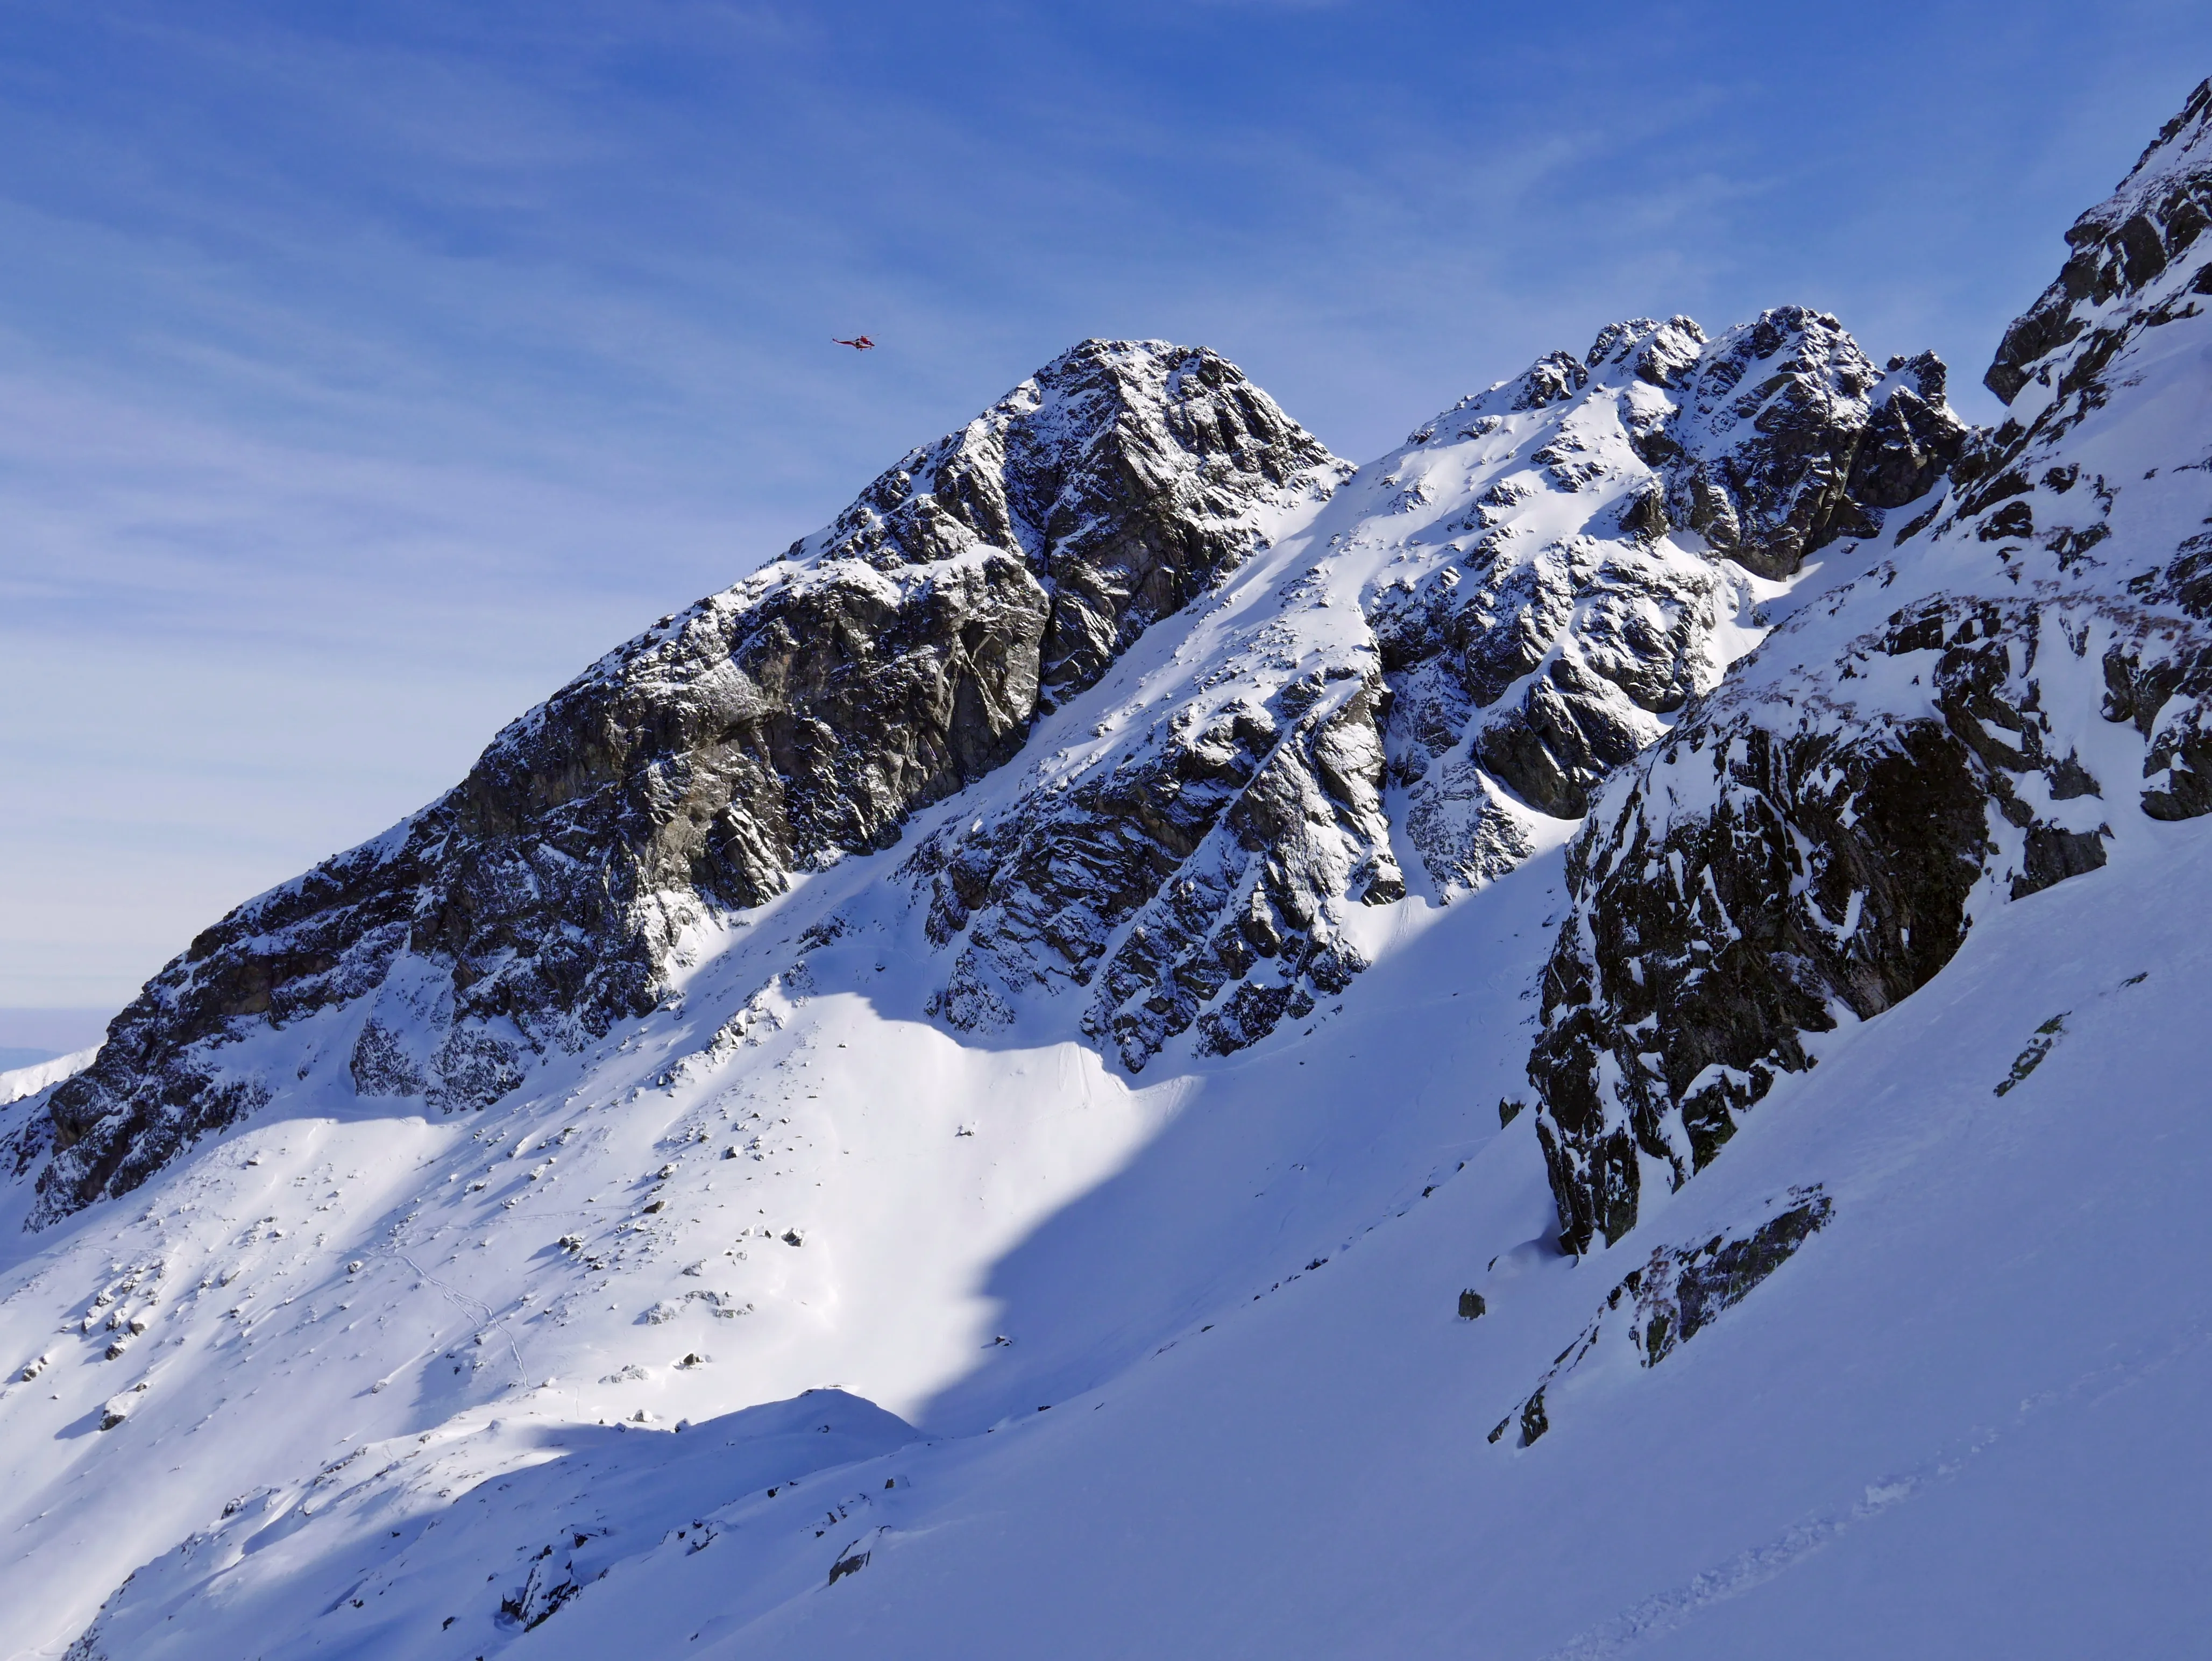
[4,81,2211,1661]
[19,301,1967,1223]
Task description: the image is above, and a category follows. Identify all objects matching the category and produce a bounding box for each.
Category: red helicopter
[832,336,875,350]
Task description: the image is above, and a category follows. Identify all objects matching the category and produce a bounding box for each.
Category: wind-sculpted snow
[1531,79,2212,1252]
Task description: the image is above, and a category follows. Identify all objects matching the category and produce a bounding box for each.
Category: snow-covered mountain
[3,80,2209,1661]
[0,1052,95,1111]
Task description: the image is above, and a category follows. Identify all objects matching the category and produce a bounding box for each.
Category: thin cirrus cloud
[3,0,2210,1012]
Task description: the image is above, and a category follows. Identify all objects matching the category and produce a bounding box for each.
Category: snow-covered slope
[9,81,2209,1661]
[77,796,2212,1660]
[0,1050,95,1109]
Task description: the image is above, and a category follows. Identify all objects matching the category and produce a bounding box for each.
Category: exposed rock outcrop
[1490,1187,1832,1447]
[1985,78,2212,408]
[910,310,1963,1068]
[1530,80,2212,1253]
[1657,313,1963,580]
[1372,310,1961,893]
[910,661,1396,1068]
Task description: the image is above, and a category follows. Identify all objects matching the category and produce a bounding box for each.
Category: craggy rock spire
[1376,309,1962,870]
[910,308,1966,1071]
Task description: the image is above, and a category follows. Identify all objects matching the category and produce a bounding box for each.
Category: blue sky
[3,0,2208,1020]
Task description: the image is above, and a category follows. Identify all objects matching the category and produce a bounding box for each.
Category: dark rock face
[911,667,1395,1068]
[1374,314,1962,895]
[1658,311,1965,580]
[1528,81,2212,1253]
[1986,79,2212,406]
[1528,609,2055,1253]
[806,345,1336,706]
[29,341,1340,1224]
[1490,1187,1832,1447]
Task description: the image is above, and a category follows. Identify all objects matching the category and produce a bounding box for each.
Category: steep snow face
[1530,79,2212,1251]
[0,819,1573,1660]
[59,744,2212,1661]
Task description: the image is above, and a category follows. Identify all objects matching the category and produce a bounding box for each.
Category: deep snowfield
[0,781,1571,1657]
[689,807,2212,1661]
[9,703,2208,1661]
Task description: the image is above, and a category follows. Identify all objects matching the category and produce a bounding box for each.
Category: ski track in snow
[1542,1314,2212,1660]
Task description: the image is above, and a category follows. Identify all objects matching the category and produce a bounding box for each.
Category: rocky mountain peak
[20,344,1343,1223]
[13,301,1971,1212]
[797,339,1338,700]
[1582,313,1706,387]
[1985,75,2212,404]
[1656,305,1965,578]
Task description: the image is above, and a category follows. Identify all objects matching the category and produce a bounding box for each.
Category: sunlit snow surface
[0,411,1598,1657]
[0,1050,96,1110]
[30,814,2212,1660]
[0,826,1569,1658]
